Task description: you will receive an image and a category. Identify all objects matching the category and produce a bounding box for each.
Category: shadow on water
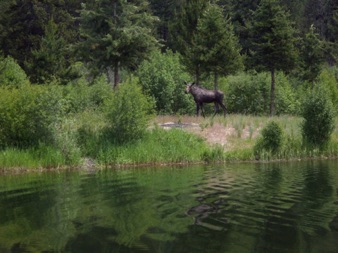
[0,160,337,253]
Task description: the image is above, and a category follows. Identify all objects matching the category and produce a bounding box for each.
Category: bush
[254,121,284,156]
[104,80,154,144]
[317,67,338,110]
[0,56,30,88]
[63,75,112,114]
[225,72,270,115]
[0,85,64,148]
[137,50,194,114]
[301,89,335,148]
[225,72,298,115]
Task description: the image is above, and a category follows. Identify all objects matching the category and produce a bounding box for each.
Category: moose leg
[218,102,227,117]
[214,103,220,116]
[200,103,206,118]
[196,103,200,117]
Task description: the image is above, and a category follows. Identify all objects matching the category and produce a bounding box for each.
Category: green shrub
[0,56,30,88]
[0,85,63,148]
[275,73,299,115]
[63,75,112,114]
[301,89,335,148]
[225,72,270,115]
[137,50,194,114]
[317,67,338,110]
[225,72,298,115]
[254,121,284,156]
[104,79,154,144]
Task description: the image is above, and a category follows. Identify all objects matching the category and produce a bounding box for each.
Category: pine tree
[0,0,82,82]
[169,0,207,80]
[228,0,260,58]
[185,3,243,88]
[300,24,325,87]
[28,19,67,84]
[75,0,159,88]
[250,0,298,116]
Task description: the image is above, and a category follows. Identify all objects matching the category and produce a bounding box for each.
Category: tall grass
[1,113,337,170]
[0,145,66,170]
[93,127,212,167]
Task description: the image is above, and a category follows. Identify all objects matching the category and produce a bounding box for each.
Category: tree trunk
[270,68,275,116]
[114,61,120,89]
[214,72,218,90]
[195,65,200,85]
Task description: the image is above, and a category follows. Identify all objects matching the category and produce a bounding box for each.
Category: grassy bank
[0,114,337,171]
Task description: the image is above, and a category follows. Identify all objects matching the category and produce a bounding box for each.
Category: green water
[0,160,338,253]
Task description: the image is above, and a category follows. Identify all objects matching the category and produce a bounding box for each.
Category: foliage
[169,0,207,56]
[0,0,81,81]
[104,80,154,144]
[254,121,284,156]
[228,0,259,58]
[0,145,67,169]
[0,56,30,88]
[274,72,299,115]
[137,50,194,114]
[299,24,325,84]
[301,89,335,148]
[225,72,298,115]
[62,75,113,114]
[249,0,298,73]
[28,19,68,84]
[317,67,338,109]
[0,85,64,149]
[184,2,243,86]
[225,72,270,115]
[97,127,210,165]
[76,0,159,87]
[249,0,298,115]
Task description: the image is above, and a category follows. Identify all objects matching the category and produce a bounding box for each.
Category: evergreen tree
[75,0,159,88]
[0,0,82,82]
[185,3,243,88]
[250,0,298,116]
[28,19,67,84]
[228,0,260,59]
[300,24,325,86]
[169,0,208,62]
[326,1,338,64]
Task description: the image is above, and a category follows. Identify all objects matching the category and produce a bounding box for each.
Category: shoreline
[1,156,337,175]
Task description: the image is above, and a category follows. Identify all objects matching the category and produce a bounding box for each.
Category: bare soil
[153,115,260,150]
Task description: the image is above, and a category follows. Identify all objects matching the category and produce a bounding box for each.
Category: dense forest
[0,0,337,85]
[0,0,337,166]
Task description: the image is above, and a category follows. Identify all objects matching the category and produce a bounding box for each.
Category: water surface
[0,160,337,253]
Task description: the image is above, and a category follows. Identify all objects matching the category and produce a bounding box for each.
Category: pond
[0,160,338,253]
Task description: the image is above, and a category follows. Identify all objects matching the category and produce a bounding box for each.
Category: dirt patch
[185,123,236,148]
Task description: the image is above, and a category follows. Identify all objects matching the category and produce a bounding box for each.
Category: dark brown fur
[184,82,227,117]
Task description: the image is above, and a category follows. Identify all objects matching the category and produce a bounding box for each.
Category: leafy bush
[301,89,335,148]
[225,72,270,114]
[225,72,299,115]
[0,85,63,148]
[0,56,30,88]
[104,79,154,144]
[137,50,194,114]
[317,67,338,110]
[254,121,284,156]
[63,75,112,114]
[274,73,299,115]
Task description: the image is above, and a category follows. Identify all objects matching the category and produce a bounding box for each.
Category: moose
[184,82,227,117]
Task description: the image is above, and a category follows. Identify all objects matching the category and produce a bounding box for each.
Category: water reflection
[0,160,337,253]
